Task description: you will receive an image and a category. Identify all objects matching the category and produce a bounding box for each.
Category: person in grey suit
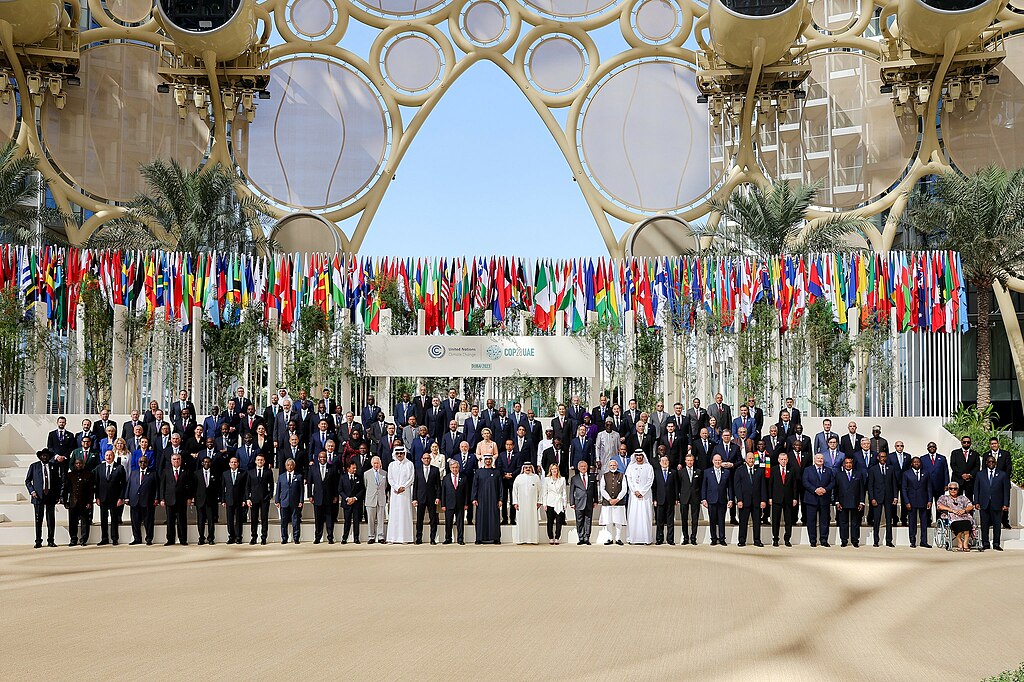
[364,456,388,543]
[569,460,599,545]
[648,402,669,440]
[707,394,732,435]
[275,458,304,544]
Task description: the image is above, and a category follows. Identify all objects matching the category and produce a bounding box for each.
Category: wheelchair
[934,514,979,551]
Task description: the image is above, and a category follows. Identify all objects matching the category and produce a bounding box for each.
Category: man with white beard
[386,446,415,544]
[595,419,620,473]
[599,457,628,545]
[625,449,654,545]
[511,463,542,544]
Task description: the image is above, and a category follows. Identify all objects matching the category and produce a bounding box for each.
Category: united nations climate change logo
[486,344,502,360]
[428,344,446,359]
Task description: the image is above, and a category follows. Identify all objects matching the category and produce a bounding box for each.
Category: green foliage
[944,404,1024,487]
[78,277,113,409]
[202,304,269,402]
[0,286,60,413]
[634,325,663,412]
[736,300,776,401]
[853,312,894,403]
[375,277,416,334]
[282,304,330,395]
[0,140,72,245]
[119,308,150,391]
[704,180,867,256]
[806,300,853,415]
[502,370,558,416]
[581,320,627,399]
[86,159,271,253]
[983,661,1024,682]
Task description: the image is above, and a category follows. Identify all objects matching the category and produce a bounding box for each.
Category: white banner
[365,336,596,377]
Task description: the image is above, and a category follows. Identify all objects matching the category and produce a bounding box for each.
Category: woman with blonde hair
[541,463,568,545]
[455,400,471,431]
[475,427,499,464]
[110,438,130,469]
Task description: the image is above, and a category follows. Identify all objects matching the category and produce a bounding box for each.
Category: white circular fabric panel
[579,60,713,213]
[634,0,680,43]
[943,35,1024,175]
[463,1,507,44]
[41,43,209,202]
[289,0,335,37]
[234,57,389,211]
[520,0,623,20]
[809,0,859,31]
[106,0,153,24]
[384,34,442,93]
[527,36,586,94]
[756,52,917,209]
[354,0,448,16]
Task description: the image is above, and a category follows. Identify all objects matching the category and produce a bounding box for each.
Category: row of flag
[0,245,968,335]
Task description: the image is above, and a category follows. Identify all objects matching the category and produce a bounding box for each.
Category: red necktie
[781,471,786,484]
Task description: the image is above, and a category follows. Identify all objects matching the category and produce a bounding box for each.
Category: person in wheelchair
[936,482,975,552]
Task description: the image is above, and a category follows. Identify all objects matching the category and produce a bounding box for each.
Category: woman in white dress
[625,450,655,545]
[511,463,542,544]
[385,446,415,543]
[540,464,568,545]
[428,441,446,474]
[455,400,471,431]
[475,427,499,467]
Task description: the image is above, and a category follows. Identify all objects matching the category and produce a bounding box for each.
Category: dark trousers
[130,504,154,542]
[225,504,244,542]
[707,502,726,542]
[837,507,860,544]
[870,502,895,544]
[738,504,762,544]
[575,508,592,542]
[313,503,334,541]
[907,506,929,545]
[655,502,675,543]
[250,501,270,541]
[98,503,123,543]
[979,507,1002,548]
[342,504,362,542]
[280,504,301,541]
[445,506,465,543]
[416,503,439,543]
[679,500,699,540]
[32,502,56,543]
[1002,508,1011,528]
[545,507,564,539]
[197,503,218,542]
[68,506,91,543]
[165,502,188,543]
[501,478,515,522]
[771,501,795,542]
[805,503,830,544]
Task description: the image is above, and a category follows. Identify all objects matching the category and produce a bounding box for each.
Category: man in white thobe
[536,429,553,477]
[595,419,620,473]
[625,449,655,545]
[599,457,628,544]
[511,463,541,544]
[386,446,415,544]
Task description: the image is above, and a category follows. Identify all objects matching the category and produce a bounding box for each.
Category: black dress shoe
[69,541,77,547]
[47,541,57,547]
[667,541,675,546]
[164,541,175,546]
[129,540,140,545]
[250,539,257,545]
[80,542,88,547]
[737,542,746,547]
[994,545,1003,551]
[754,542,764,547]
[281,539,288,544]
[179,541,188,546]
[431,540,437,545]
[690,537,697,545]
[886,541,895,547]
[821,542,830,547]
[261,539,267,545]
[584,540,591,545]
[909,543,916,548]
[208,540,216,546]
[680,538,689,545]
[852,542,859,548]
[655,540,663,546]
[720,541,729,546]
[341,539,347,545]
[414,540,422,545]
[841,541,848,547]
[475,540,482,545]
[354,539,360,544]
[785,540,792,547]
[615,540,623,545]
[873,542,879,547]
[112,541,119,546]
[328,539,335,544]
[198,539,205,545]
[97,540,109,546]
[772,540,779,547]
[34,541,42,549]
[458,540,465,545]
[493,540,501,545]
[367,538,376,544]
[921,543,931,549]
[809,542,817,547]
[313,539,321,544]
[1001,524,1012,530]
[444,540,453,545]
[146,540,153,545]
[578,540,585,545]
[293,540,301,544]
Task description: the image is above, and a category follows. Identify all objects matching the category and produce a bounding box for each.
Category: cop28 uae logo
[485,344,502,360]
[427,344,446,359]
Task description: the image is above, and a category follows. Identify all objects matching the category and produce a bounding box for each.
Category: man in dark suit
[567,397,587,428]
[568,425,594,471]
[441,459,468,544]
[441,389,461,425]
[423,398,446,439]
[768,451,798,546]
[279,433,307,476]
[498,440,522,524]
[783,397,801,426]
[125,455,158,545]
[94,449,127,545]
[193,455,221,545]
[25,449,62,548]
[591,395,611,425]
[173,408,196,439]
[170,389,196,425]
[677,453,702,545]
[744,397,764,439]
[307,450,338,544]
[788,438,809,525]
[376,423,400,470]
[413,386,432,426]
[902,457,933,548]
[713,431,741,524]
[659,420,685,469]
[393,393,415,436]
[691,428,713,471]
[509,402,529,434]
[275,458,304,544]
[263,395,283,442]
[652,455,678,545]
[439,420,465,460]
[701,454,732,546]
[733,451,766,547]
[950,436,981,502]
[889,440,913,526]
[63,457,95,546]
[686,399,708,441]
[525,410,543,448]
[839,421,865,459]
[361,396,382,429]
[541,437,569,481]
[238,404,264,440]
[550,405,574,458]
[626,422,655,462]
[489,407,513,446]
[867,451,899,547]
[921,442,950,522]
[802,453,835,547]
[786,423,812,457]
[512,425,532,462]
[975,455,1011,551]
[246,454,274,544]
[452,441,477,524]
[984,437,1014,529]
[338,460,365,543]
[413,453,442,544]
[569,460,599,544]
[708,393,732,433]
[121,410,143,442]
[92,409,117,444]
[221,456,248,544]
[159,452,192,545]
[834,457,865,547]
[45,418,75,475]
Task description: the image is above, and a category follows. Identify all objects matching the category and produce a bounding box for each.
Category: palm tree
[88,159,271,254]
[905,165,1024,412]
[704,180,867,256]
[0,140,71,245]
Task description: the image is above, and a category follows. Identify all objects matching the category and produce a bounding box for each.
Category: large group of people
[24,388,1015,552]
